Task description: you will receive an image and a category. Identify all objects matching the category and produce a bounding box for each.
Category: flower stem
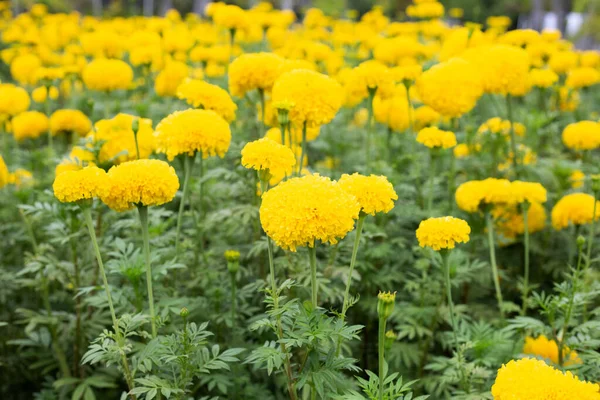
[197,153,205,264]
[230,272,237,325]
[521,202,531,316]
[175,155,194,259]
[558,239,584,366]
[506,94,520,179]
[378,314,387,400]
[298,121,307,176]
[442,251,459,352]
[486,211,505,320]
[427,151,437,213]
[308,245,318,308]
[366,88,376,172]
[41,277,71,378]
[258,88,265,138]
[138,205,157,338]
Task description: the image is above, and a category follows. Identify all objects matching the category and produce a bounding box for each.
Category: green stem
[442,251,459,353]
[448,153,456,213]
[521,202,531,316]
[558,240,584,366]
[19,208,38,253]
[133,132,140,160]
[308,245,318,308]
[175,155,194,259]
[378,316,387,400]
[427,151,436,213]
[230,272,236,325]
[42,278,71,378]
[138,206,157,338]
[506,94,520,178]
[366,88,376,172]
[486,212,505,320]
[197,153,205,263]
[298,121,307,176]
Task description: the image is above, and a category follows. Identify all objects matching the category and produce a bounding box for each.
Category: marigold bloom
[82,59,133,91]
[0,84,30,116]
[523,335,581,366]
[53,166,107,203]
[416,58,483,117]
[551,192,600,230]
[350,60,395,100]
[570,170,585,189]
[416,216,471,251]
[549,51,578,74]
[212,4,249,31]
[11,111,48,141]
[529,68,558,88]
[9,168,33,189]
[338,173,397,216]
[228,52,285,97]
[453,144,471,158]
[272,69,343,128]
[416,126,456,149]
[455,178,514,213]
[562,121,600,151]
[491,358,599,400]
[154,109,231,161]
[241,137,296,178]
[155,60,189,97]
[177,79,237,122]
[92,114,155,164]
[494,202,547,239]
[566,67,600,89]
[10,53,41,85]
[0,155,9,188]
[413,105,441,130]
[511,181,547,204]
[373,86,411,132]
[100,159,179,212]
[50,109,92,136]
[259,174,360,251]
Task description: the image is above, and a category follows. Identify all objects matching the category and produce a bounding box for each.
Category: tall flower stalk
[486,211,505,320]
[377,291,396,400]
[138,205,157,338]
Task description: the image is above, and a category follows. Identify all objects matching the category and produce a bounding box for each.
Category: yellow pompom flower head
[101,159,179,338]
[260,174,360,307]
[11,111,49,142]
[241,137,296,186]
[155,108,231,259]
[523,335,581,366]
[562,121,600,153]
[416,216,470,356]
[82,59,133,92]
[176,79,237,123]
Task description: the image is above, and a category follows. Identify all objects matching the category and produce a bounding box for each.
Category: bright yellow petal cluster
[100,159,179,212]
[491,358,599,400]
[511,181,547,204]
[406,1,444,19]
[350,60,395,100]
[455,178,514,213]
[416,58,483,118]
[0,84,30,116]
[154,109,231,161]
[338,173,398,216]
[562,121,600,151]
[523,335,581,366]
[494,202,547,239]
[9,168,34,189]
[566,67,600,89]
[416,126,456,149]
[551,192,600,230]
[228,52,285,97]
[52,165,107,203]
[11,111,49,141]
[416,216,471,251]
[0,155,9,188]
[91,114,155,164]
[570,170,585,189]
[10,53,41,85]
[272,69,343,128]
[82,59,133,91]
[373,86,411,132]
[177,79,237,122]
[529,68,558,88]
[413,105,441,130]
[49,109,92,136]
[259,174,360,251]
[155,60,189,97]
[241,137,296,177]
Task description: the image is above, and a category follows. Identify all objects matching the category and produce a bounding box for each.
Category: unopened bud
[377,291,396,320]
[225,250,240,274]
[180,307,189,318]
[577,235,586,249]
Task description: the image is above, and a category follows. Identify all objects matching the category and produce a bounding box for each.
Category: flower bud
[577,235,586,250]
[385,329,397,350]
[180,307,189,318]
[224,250,240,274]
[377,291,396,320]
[591,174,600,193]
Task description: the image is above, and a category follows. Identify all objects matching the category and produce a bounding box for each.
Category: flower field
[2,1,600,399]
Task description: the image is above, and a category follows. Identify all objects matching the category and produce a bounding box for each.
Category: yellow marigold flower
[32,86,48,103]
[464,45,531,96]
[213,4,249,31]
[413,105,441,130]
[177,79,237,122]
[566,67,600,89]
[338,173,398,216]
[82,59,133,92]
[155,60,189,97]
[494,202,547,239]
[50,109,91,137]
[92,114,155,164]
[228,52,285,97]
[416,126,456,149]
[0,155,9,188]
[373,86,411,132]
[406,1,445,19]
[272,69,343,128]
[416,58,483,118]
[529,68,558,89]
[491,358,599,400]
[154,109,231,161]
[557,86,580,111]
[10,168,33,189]
[100,159,179,212]
[549,51,578,74]
[570,170,585,189]
[455,178,514,213]
[205,62,226,78]
[511,181,547,204]
[11,111,48,141]
[562,121,600,151]
[0,84,30,116]
[487,16,511,30]
[580,50,600,68]
[551,192,600,230]
[241,137,296,178]
[351,60,395,100]
[416,216,471,251]
[453,143,470,158]
[10,53,41,85]
[259,174,360,251]
[523,335,581,366]
[53,165,107,203]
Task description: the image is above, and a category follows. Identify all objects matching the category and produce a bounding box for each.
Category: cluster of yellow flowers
[523,335,581,366]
